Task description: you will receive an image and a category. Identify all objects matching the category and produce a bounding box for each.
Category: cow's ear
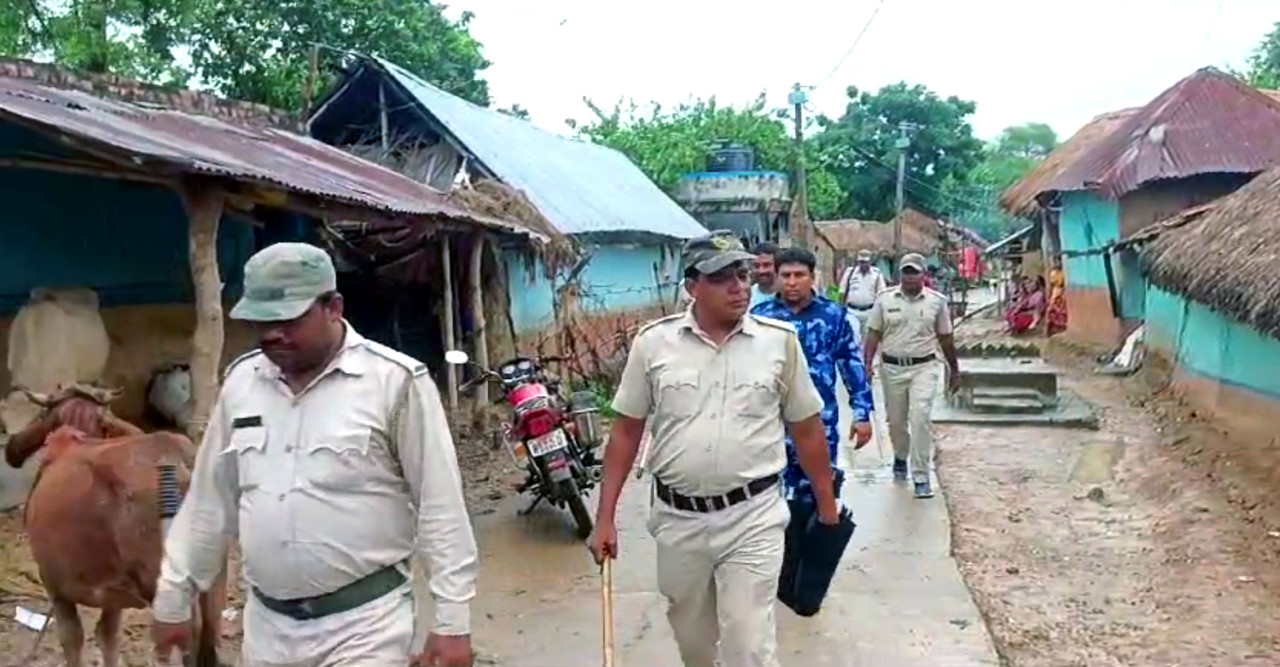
[19,388,52,408]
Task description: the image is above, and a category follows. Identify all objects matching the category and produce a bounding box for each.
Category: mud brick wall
[0,58,299,130]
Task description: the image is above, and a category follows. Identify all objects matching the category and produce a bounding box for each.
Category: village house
[1001,68,1280,347]
[815,206,984,285]
[0,59,544,506]
[1123,168,1280,473]
[305,56,707,371]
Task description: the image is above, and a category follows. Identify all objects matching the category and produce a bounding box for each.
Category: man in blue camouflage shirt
[752,247,874,499]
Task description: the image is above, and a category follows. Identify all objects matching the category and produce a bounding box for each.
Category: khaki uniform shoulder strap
[222,349,263,381]
[636,312,684,336]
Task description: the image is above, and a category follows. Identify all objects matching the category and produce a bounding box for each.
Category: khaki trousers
[846,306,873,339]
[881,359,941,483]
[241,585,415,666]
[649,486,790,667]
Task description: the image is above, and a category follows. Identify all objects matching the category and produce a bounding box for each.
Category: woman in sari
[1006,276,1046,335]
[1046,259,1068,335]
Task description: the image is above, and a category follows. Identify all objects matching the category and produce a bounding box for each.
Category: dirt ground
[0,434,515,666]
[942,330,1280,666]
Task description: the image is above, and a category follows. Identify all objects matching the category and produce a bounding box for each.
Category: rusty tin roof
[1045,69,1280,200]
[0,76,544,240]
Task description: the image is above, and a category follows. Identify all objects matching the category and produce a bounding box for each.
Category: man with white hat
[838,249,887,337]
[152,242,478,666]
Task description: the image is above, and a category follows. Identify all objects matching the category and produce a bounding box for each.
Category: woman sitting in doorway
[1006,275,1046,335]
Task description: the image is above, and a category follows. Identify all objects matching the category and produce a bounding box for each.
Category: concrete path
[418,379,999,666]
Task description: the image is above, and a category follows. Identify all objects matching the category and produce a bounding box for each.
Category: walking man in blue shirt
[752,247,874,498]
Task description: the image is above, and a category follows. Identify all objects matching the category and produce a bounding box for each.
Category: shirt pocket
[732,370,781,418]
[656,369,700,419]
[225,426,268,492]
[300,427,375,492]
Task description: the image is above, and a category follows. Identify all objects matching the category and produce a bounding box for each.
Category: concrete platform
[933,387,1099,429]
[955,357,1058,404]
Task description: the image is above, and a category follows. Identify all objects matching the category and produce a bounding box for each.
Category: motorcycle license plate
[527,429,569,457]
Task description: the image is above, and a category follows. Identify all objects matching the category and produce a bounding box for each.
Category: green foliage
[1246,21,1280,89]
[574,93,842,219]
[810,82,986,222]
[0,0,198,83]
[938,123,1059,240]
[0,0,491,111]
[185,0,489,110]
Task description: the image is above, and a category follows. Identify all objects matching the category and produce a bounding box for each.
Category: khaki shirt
[612,310,824,497]
[840,266,887,308]
[154,325,478,635]
[866,286,953,358]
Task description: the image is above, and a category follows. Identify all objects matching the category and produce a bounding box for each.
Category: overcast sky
[445,0,1278,142]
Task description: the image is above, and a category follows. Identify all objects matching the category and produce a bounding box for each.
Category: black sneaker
[892,458,908,481]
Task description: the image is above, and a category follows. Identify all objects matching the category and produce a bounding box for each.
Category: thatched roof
[1139,168,1280,337]
[1000,107,1139,218]
[814,218,938,256]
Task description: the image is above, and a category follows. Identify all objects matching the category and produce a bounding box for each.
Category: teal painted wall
[1059,191,1120,289]
[1115,248,1146,319]
[504,243,679,332]
[1145,286,1280,400]
[0,168,256,315]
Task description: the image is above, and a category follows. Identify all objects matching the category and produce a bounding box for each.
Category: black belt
[881,353,936,367]
[253,563,406,621]
[655,474,779,513]
[847,304,873,311]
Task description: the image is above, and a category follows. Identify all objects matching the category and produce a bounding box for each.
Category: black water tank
[706,144,755,172]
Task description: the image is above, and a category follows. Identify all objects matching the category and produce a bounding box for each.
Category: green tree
[810,82,985,221]
[939,122,1059,240]
[0,0,197,83]
[186,0,490,110]
[1246,21,1280,89]
[575,94,844,219]
[0,0,493,112]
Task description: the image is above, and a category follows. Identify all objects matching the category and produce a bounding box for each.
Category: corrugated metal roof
[367,57,707,240]
[1046,69,1280,199]
[999,107,1139,218]
[0,76,544,240]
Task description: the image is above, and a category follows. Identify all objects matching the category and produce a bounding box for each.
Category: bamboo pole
[181,184,226,446]
[601,558,615,667]
[468,237,489,405]
[442,239,458,411]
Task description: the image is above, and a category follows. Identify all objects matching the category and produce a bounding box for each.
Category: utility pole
[892,121,917,263]
[789,83,810,250]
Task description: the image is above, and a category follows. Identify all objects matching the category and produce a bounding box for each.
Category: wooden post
[442,239,458,411]
[182,185,226,445]
[468,237,490,405]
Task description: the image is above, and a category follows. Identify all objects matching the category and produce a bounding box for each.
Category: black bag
[777,473,856,617]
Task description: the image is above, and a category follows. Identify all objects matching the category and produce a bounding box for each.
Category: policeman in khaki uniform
[153,243,478,667]
[589,231,841,667]
[864,252,961,500]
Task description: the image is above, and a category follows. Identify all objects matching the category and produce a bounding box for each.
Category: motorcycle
[445,349,604,538]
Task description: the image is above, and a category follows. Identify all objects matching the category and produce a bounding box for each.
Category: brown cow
[6,386,227,667]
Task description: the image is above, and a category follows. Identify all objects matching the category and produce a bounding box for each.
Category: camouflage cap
[682,230,756,276]
[899,252,927,272]
[230,242,337,322]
